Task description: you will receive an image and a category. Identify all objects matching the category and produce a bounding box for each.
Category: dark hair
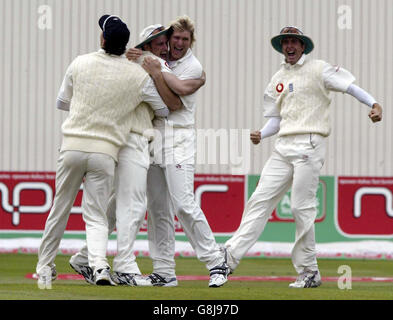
[99,15,130,55]
[103,38,128,55]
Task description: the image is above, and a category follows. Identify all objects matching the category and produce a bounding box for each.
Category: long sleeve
[323,63,356,93]
[346,84,376,108]
[56,62,74,111]
[260,117,281,139]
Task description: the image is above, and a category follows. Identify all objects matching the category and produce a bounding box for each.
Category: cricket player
[68,24,206,286]
[35,15,169,289]
[224,26,383,288]
[138,16,231,288]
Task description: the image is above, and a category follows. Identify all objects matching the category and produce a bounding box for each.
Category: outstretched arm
[323,64,382,123]
[346,84,382,123]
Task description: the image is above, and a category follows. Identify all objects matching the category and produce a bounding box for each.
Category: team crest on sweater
[276,83,284,93]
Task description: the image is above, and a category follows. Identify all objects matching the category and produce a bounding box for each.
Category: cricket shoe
[208,263,231,288]
[147,273,178,287]
[69,262,95,285]
[33,264,57,281]
[95,267,116,286]
[221,246,235,274]
[111,272,153,287]
[50,264,57,281]
[37,266,52,289]
[289,269,322,288]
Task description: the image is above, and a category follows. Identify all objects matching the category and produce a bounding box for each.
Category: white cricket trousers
[225,134,326,274]
[36,150,115,275]
[70,133,149,274]
[147,163,224,278]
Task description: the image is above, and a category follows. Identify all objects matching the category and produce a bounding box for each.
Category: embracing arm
[149,72,183,111]
[126,47,143,62]
[162,71,206,96]
[142,56,183,111]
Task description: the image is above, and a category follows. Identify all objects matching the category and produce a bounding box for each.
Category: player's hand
[250,131,262,145]
[142,56,162,78]
[369,103,382,123]
[126,48,143,61]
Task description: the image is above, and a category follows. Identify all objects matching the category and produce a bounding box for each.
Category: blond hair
[169,15,196,47]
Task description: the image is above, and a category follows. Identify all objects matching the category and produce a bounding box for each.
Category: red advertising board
[0,172,85,231]
[337,177,393,237]
[0,172,245,234]
[193,174,244,233]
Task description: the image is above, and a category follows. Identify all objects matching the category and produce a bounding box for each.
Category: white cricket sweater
[129,102,154,139]
[266,59,334,137]
[61,51,149,161]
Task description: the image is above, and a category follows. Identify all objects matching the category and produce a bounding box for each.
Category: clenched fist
[369,103,382,123]
[250,131,262,145]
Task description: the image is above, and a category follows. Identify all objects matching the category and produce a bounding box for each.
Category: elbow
[168,100,183,111]
[56,99,70,111]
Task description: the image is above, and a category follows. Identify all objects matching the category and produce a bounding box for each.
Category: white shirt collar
[169,48,193,67]
[281,54,307,68]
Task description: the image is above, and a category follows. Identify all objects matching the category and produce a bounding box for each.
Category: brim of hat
[271,34,314,55]
[98,14,110,30]
[135,28,170,49]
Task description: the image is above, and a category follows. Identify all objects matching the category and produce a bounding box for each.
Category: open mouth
[286,51,296,58]
[174,47,183,55]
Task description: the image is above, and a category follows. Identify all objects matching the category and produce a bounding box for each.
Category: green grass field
[1,253,393,301]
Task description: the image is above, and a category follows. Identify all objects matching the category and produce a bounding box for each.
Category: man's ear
[100,32,106,49]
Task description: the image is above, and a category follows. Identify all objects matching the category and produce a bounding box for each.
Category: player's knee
[174,201,196,217]
[290,204,317,221]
